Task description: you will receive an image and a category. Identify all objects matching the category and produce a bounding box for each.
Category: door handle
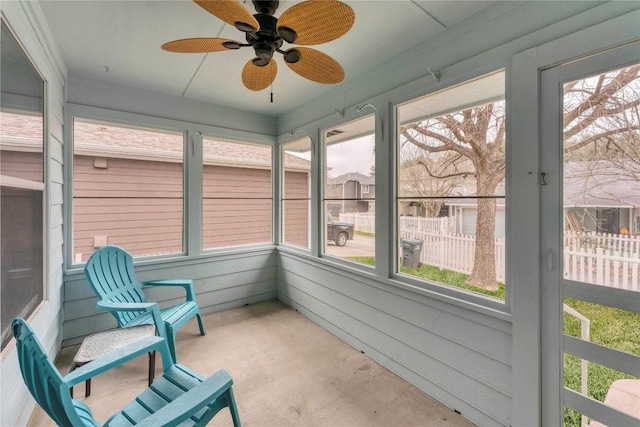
[547,250,554,271]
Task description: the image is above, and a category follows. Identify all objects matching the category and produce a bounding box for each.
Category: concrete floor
[29,300,474,427]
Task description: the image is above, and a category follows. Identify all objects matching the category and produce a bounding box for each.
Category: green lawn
[563,299,640,427]
[348,257,505,299]
[348,257,639,427]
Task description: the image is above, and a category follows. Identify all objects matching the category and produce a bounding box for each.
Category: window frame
[65,104,277,269]
[69,114,188,263]
[0,17,47,352]
[200,134,274,252]
[390,69,510,311]
[279,136,313,251]
[320,113,377,269]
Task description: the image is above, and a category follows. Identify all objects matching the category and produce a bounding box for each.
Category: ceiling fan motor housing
[248,14,283,64]
[252,0,279,16]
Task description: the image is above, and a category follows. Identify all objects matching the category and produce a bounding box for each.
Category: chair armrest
[97,301,156,312]
[96,301,167,341]
[134,369,234,427]
[63,336,173,387]
[142,279,196,301]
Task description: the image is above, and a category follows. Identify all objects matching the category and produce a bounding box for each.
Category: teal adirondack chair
[84,245,206,362]
[12,318,241,427]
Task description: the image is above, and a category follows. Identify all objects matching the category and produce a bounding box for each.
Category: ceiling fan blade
[277,0,355,45]
[285,47,344,84]
[161,38,241,53]
[242,59,277,91]
[193,0,259,32]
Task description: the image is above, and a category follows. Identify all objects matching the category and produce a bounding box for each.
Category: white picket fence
[564,247,639,291]
[563,232,639,291]
[339,213,453,235]
[400,229,506,281]
[339,212,375,233]
[564,232,640,254]
[341,213,639,289]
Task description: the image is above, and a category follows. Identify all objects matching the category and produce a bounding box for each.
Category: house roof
[327,172,374,186]
[563,161,640,208]
[0,111,310,172]
[445,161,639,208]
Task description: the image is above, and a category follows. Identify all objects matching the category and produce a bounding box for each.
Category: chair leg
[166,325,177,363]
[226,388,241,427]
[196,313,206,336]
[148,351,156,385]
[69,361,91,398]
[69,362,80,398]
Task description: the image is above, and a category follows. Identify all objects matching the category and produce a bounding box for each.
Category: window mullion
[186,129,203,256]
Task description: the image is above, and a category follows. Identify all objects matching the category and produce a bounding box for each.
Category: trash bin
[401,238,423,269]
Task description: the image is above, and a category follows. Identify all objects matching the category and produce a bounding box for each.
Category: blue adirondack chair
[84,245,206,362]
[12,318,241,427]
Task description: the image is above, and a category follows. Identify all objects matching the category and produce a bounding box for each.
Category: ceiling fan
[162,0,355,91]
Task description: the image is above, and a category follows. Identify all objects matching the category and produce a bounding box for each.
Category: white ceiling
[38,0,498,117]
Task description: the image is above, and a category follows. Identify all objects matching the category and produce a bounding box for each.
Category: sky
[326,135,375,177]
[284,134,376,178]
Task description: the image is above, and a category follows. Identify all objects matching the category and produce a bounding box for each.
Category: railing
[563,303,591,427]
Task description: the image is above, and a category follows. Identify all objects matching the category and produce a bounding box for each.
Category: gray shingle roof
[564,161,639,207]
[327,172,374,185]
[1,111,310,171]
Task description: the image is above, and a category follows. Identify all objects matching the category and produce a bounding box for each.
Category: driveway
[325,234,375,258]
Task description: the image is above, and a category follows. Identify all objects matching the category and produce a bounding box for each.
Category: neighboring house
[1,112,311,260]
[445,161,639,237]
[445,198,507,238]
[563,161,639,235]
[325,172,375,216]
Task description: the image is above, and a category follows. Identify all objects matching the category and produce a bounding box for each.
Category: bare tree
[399,142,472,217]
[400,65,639,290]
[563,65,640,233]
[401,102,505,289]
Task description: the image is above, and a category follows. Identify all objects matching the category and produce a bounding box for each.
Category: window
[72,119,184,261]
[202,137,272,249]
[1,20,45,350]
[323,114,376,265]
[281,137,311,249]
[396,71,506,301]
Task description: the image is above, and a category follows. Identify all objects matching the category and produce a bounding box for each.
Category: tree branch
[417,159,474,180]
[564,125,640,153]
[401,126,476,159]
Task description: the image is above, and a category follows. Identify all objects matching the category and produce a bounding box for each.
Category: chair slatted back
[84,245,148,327]
[12,318,94,427]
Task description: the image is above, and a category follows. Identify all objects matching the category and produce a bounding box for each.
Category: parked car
[327,219,354,247]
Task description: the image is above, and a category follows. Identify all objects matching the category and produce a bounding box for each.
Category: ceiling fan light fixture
[235,21,258,33]
[254,41,275,61]
[222,41,242,50]
[278,26,297,44]
[283,48,301,64]
[252,57,271,67]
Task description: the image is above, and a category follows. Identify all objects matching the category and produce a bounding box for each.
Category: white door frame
[540,42,640,426]
[508,10,640,426]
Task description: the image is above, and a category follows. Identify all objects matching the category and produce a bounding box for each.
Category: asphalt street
[325,234,375,258]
